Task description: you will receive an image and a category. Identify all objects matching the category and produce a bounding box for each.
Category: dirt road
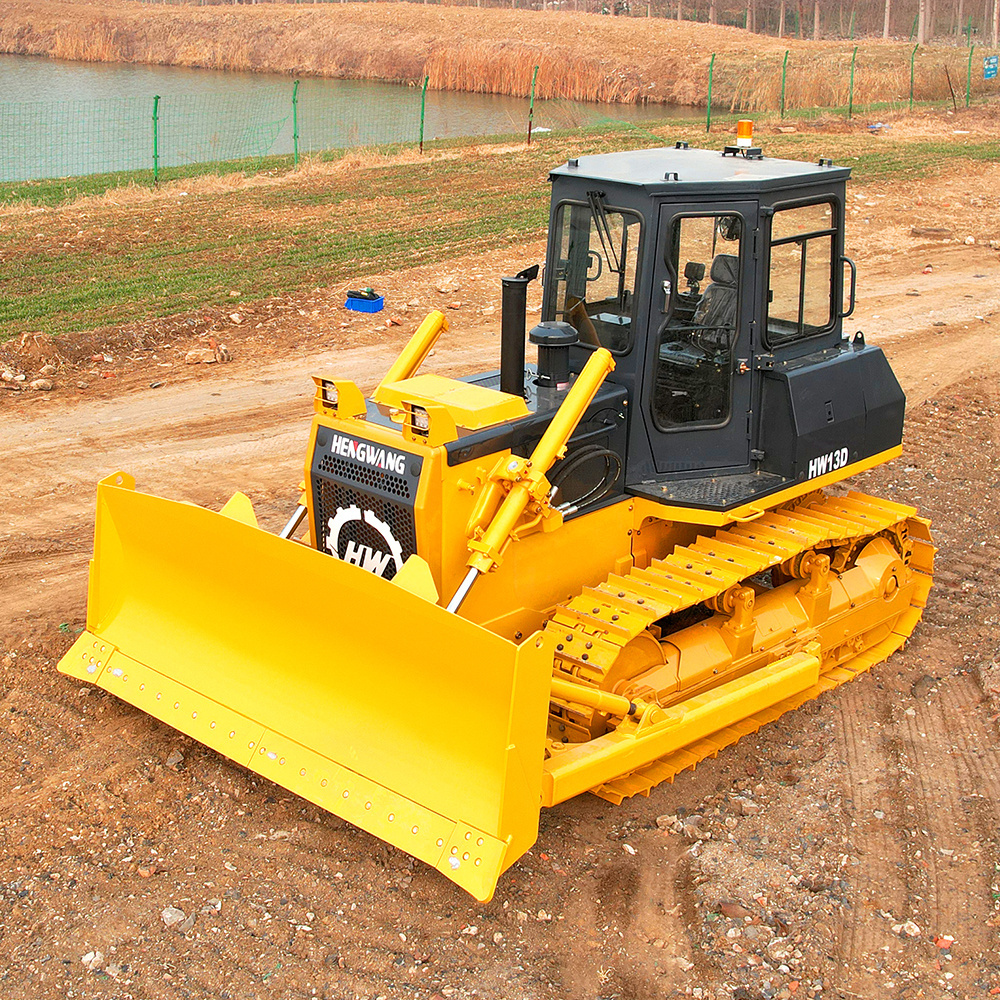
[2,176,999,999]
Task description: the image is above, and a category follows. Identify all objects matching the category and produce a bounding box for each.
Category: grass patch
[0,121,996,343]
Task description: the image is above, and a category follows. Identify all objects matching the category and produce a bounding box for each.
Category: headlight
[320,379,338,408]
[411,405,430,434]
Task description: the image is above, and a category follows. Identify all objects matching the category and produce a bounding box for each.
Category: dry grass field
[2,0,998,110]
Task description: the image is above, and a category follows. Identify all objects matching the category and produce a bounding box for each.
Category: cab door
[640,202,758,474]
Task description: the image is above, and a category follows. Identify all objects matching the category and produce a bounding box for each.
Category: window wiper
[586,190,622,274]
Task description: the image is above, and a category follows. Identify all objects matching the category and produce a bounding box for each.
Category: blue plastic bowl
[345,295,384,313]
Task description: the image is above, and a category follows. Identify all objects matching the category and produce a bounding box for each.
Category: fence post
[152,95,160,187]
[966,44,975,106]
[527,64,539,144]
[847,45,857,118]
[909,45,918,109]
[780,49,789,118]
[419,75,429,154]
[706,53,715,133]
[292,79,300,166]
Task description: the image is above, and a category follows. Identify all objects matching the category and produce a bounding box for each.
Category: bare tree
[883,0,891,37]
[813,0,820,37]
[917,0,926,42]
[709,0,717,23]
[994,0,999,46]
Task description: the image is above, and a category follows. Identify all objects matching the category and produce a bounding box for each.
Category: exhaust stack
[500,265,539,398]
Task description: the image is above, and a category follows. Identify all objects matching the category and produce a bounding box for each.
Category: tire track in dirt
[825,678,911,983]
[827,368,1000,994]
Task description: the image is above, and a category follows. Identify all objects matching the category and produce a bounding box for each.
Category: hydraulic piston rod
[447,348,615,613]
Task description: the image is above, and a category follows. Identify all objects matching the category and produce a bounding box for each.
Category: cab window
[652,213,742,430]
[545,197,641,353]
[766,202,836,346]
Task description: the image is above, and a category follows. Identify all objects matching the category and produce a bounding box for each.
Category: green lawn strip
[0,162,553,337]
[0,126,995,342]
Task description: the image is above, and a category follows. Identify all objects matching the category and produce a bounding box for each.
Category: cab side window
[767,202,836,346]
[652,214,742,430]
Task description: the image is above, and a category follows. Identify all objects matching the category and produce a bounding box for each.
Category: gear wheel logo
[325,504,404,579]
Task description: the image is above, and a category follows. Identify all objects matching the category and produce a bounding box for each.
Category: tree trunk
[677,0,682,21]
[709,0,717,23]
[917,0,926,42]
[882,0,891,37]
[779,0,786,35]
[813,0,820,37]
[993,0,999,46]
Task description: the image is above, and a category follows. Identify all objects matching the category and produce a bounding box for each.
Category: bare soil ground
[2,154,1000,999]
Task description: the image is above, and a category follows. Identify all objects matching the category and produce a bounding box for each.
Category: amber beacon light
[723,119,762,159]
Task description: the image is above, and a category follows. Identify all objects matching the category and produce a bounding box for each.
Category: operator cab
[538,142,904,514]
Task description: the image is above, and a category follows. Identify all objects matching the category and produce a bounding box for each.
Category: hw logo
[325,505,404,579]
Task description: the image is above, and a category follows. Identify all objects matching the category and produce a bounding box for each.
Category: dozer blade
[59,473,554,901]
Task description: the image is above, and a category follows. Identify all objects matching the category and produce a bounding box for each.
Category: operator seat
[691,253,739,353]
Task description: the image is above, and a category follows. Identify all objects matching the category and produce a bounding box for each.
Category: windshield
[544,198,642,353]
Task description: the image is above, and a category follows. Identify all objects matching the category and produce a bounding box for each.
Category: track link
[542,490,935,803]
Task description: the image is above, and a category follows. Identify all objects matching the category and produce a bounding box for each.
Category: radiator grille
[310,431,422,582]
[317,453,411,500]
[313,480,417,580]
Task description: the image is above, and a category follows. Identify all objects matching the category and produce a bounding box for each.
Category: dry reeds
[1,1,997,111]
[425,41,644,103]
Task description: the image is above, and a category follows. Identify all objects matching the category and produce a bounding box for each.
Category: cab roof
[549,145,851,196]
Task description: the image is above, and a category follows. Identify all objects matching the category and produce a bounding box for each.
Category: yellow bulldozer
[60,139,934,901]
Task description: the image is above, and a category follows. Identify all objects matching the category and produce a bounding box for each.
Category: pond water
[0,55,697,181]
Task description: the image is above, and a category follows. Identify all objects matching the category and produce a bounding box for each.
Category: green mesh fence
[0,99,149,182]
[12,49,994,187]
[0,91,292,183]
[155,92,289,169]
[295,79,422,153]
[0,83,440,183]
